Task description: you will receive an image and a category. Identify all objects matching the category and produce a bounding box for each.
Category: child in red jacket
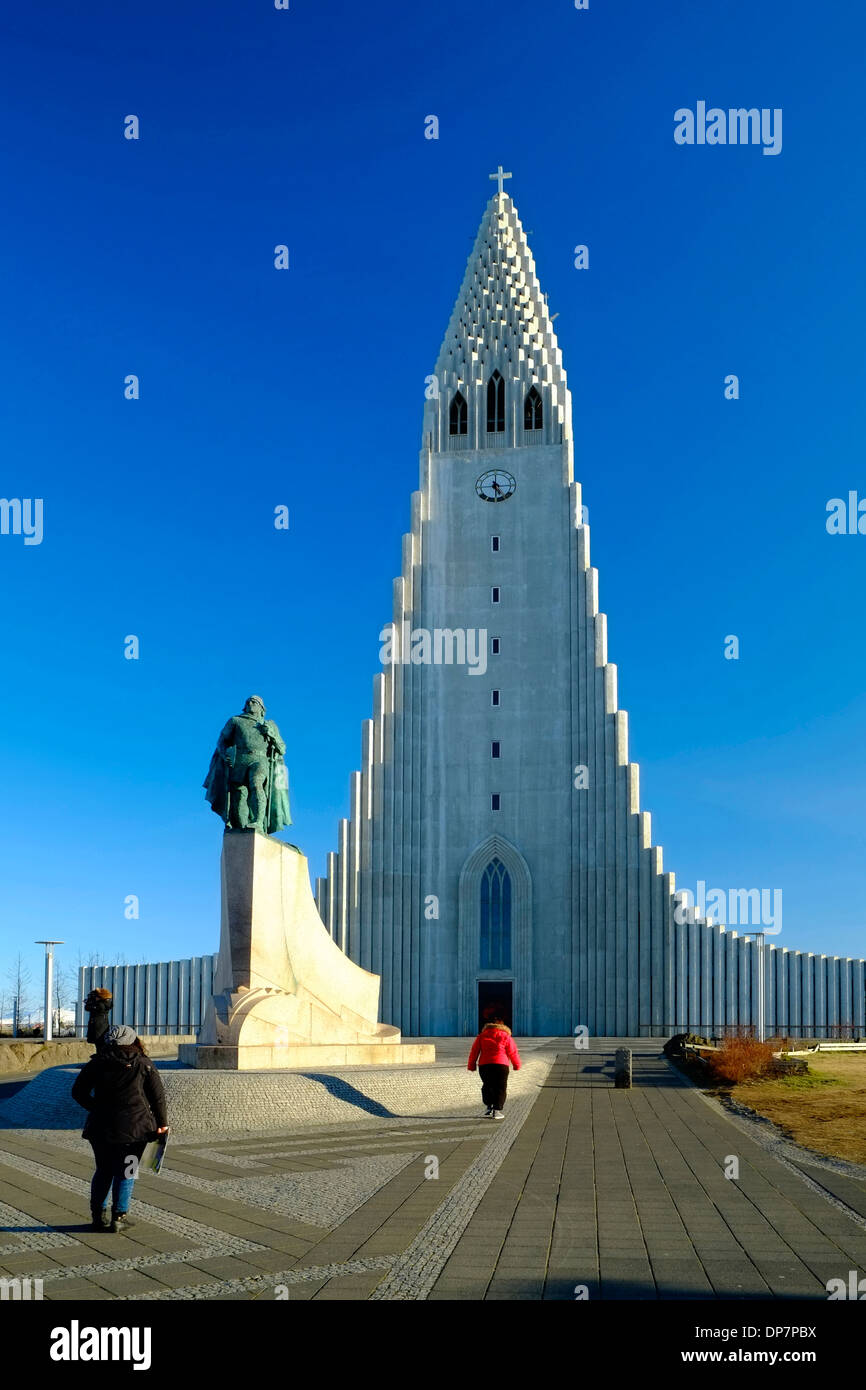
[467,1018,521,1118]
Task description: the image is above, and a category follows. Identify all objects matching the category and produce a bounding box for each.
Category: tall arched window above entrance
[458,834,532,1035]
[486,371,505,433]
[480,858,512,969]
[524,385,543,431]
[449,391,467,436]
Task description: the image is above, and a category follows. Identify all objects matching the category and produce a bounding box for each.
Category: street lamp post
[35,941,64,1042]
[755,932,766,1043]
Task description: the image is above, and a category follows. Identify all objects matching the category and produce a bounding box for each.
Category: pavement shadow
[0,1220,92,1235]
[300,1073,397,1117]
[0,1077,34,1103]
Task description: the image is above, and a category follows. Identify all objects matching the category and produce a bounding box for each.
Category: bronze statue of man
[203,695,291,834]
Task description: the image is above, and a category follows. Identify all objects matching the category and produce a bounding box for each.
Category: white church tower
[316,174,865,1041]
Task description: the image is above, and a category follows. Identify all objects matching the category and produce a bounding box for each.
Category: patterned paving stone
[3,1043,866,1302]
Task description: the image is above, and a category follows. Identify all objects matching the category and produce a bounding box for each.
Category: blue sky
[1,0,864,1011]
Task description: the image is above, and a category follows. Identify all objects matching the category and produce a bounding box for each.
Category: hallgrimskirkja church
[314,177,865,1040]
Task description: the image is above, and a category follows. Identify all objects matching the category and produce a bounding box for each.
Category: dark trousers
[89,1139,146,1215]
[478,1063,509,1110]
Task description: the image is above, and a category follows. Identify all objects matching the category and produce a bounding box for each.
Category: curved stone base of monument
[178,830,434,1070]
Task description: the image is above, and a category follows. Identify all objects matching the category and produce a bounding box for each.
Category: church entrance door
[478,981,512,1031]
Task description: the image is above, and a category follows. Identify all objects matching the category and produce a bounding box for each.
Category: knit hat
[103,1024,137,1046]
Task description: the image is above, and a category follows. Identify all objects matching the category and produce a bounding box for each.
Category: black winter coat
[71,1045,168,1145]
[85,997,112,1045]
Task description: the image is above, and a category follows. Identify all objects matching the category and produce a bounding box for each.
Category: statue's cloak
[203,746,292,834]
[265,754,292,834]
[203,751,230,821]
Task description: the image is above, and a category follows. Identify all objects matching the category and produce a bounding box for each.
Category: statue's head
[244,695,266,719]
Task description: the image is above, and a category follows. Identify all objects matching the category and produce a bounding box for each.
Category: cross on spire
[488,165,512,196]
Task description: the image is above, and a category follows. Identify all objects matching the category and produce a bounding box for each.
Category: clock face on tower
[475,470,516,503]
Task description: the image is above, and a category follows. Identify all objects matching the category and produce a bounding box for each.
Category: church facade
[315,183,865,1039]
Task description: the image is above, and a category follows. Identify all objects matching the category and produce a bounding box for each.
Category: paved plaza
[1,1041,865,1301]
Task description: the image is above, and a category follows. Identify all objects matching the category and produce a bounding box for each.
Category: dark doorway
[478,981,513,1031]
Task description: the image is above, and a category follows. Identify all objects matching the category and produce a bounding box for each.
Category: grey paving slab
[3,1043,866,1301]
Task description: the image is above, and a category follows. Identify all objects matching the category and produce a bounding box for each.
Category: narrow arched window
[524,386,543,431]
[449,391,467,436]
[486,371,505,433]
[480,857,512,969]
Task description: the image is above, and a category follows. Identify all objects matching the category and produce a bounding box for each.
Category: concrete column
[167,960,179,1035]
[701,923,713,1034]
[390,578,406,1027]
[573,519,589,1033]
[359,720,374,972]
[408,511,424,1034]
[112,966,126,1031]
[778,950,795,1039]
[189,959,200,1037]
[789,952,802,1039]
[814,956,827,1039]
[737,936,750,1030]
[585,563,600,1034]
[398,514,421,1033]
[801,953,814,1037]
[675,907,688,1030]
[346,774,362,962]
[713,925,726,1037]
[726,931,738,1032]
[688,912,700,1032]
[178,960,189,1034]
[369,677,385,996]
[337,819,350,955]
[839,958,853,1036]
[661,865,675,1033]
[852,958,865,1034]
[590,587,606,1033]
[613,708,629,1035]
[324,852,337,939]
[764,945,775,1036]
[827,957,839,1038]
[201,957,213,1027]
[638,813,652,1038]
[379,696,395,1023]
[602,662,616,1033]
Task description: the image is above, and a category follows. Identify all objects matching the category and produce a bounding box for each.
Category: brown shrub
[708,1037,778,1084]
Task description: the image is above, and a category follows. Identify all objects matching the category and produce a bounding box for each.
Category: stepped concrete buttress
[179,831,434,1070]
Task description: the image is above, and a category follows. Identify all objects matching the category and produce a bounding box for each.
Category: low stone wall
[0,1037,195,1076]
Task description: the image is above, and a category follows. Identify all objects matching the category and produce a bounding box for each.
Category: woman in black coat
[84,988,113,1046]
[71,1024,168,1232]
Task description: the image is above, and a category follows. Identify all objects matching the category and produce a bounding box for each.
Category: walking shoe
[90,1208,111,1232]
[484,1106,493,1117]
[110,1211,135,1234]
[492,1109,505,1120]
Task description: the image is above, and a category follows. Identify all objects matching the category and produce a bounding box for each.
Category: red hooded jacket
[467,1023,521,1071]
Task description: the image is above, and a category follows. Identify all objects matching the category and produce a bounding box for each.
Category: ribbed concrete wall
[76,956,218,1037]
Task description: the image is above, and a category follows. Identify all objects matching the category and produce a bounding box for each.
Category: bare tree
[53,963,75,1036]
[6,955,33,1038]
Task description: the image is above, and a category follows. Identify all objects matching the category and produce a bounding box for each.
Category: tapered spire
[424,187,571,451]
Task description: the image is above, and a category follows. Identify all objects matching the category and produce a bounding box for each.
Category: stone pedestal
[179,831,434,1070]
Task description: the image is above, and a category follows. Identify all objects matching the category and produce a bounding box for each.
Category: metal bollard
[614,1048,632,1088]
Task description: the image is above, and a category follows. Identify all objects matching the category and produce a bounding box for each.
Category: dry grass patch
[723,1053,866,1165]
